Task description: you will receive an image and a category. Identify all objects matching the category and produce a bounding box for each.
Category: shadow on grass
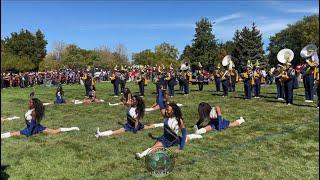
[1,165,10,180]
[176,120,317,169]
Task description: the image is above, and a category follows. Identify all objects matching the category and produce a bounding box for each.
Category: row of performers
[108,66,318,103]
[109,70,194,97]
[2,87,246,162]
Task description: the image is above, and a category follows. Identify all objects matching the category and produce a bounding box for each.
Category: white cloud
[284,7,318,14]
[214,13,245,24]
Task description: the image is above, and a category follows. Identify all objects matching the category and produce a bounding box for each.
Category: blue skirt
[158,135,181,148]
[20,124,46,136]
[209,117,230,131]
[54,97,65,104]
[123,122,144,132]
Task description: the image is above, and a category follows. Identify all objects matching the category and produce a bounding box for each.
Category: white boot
[59,127,80,132]
[236,117,245,125]
[1,132,11,139]
[153,123,164,128]
[193,125,198,133]
[187,134,203,140]
[136,148,152,159]
[109,102,119,106]
[7,116,20,121]
[145,108,154,112]
[96,129,113,137]
[195,128,206,135]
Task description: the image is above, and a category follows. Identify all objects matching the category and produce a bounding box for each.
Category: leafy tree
[268,15,319,66]
[61,44,85,69]
[155,42,179,60]
[39,55,61,71]
[132,49,156,65]
[3,29,47,70]
[1,53,35,72]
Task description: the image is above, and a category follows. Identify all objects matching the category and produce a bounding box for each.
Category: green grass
[1,82,319,179]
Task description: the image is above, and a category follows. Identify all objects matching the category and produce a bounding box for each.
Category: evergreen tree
[190,18,218,69]
[179,45,193,62]
[232,23,264,71]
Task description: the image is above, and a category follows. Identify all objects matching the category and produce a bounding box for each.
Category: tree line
[1,15,318,72]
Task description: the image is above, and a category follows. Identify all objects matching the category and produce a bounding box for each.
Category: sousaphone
[300,44,317,59]
[222,55,234,70]
[277,48,294,64]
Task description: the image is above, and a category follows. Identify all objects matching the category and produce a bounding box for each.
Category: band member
[193,102,245,134]
[229,65,238,93]
[54,85,66,104]
[241,63,253,100]
[221,67,229,97]
[253,62,262,98]
[213,64,222,92]
[95,95,163,138]
[1,98,80,139]
[135,89,202,159]
[302,57,316,102]
[273,65,285,100]
[182,70,190,95]
[81,72,92,97]
[110,69,120,97]
[137,72,146,97]
[166,71,175,97]
[197,71,204,91]
[283,63,295,105]
[119,72,127,94]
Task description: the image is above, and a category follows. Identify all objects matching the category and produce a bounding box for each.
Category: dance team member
[135,89,202,159]
[1,98,79,139]
[193,102,245,135]
[95,95,163,138]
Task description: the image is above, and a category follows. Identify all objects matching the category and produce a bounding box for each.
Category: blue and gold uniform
[283,64,295,105]
[221,68,229,96]
[123,107,144,133]
[20,109,46,136]
[302,59,316,101]
[229,68,238,92]
[253,68,262,98]
[213,66,222,92]
[137,72,145,96]
[241,67,253,99]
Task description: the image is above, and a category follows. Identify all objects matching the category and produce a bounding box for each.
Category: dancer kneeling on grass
[109,87,132,107]
[1,98,80,139]
[54,85,66,104]
[135,89,202,159]
[95,95,163,138]
[193,102,245,135]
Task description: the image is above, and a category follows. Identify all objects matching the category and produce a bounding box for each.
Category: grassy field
[1,81,319,179]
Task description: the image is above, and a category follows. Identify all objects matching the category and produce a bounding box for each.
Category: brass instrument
[301,44,318,77]
[276,48,294,82]
[186,71,192,82]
